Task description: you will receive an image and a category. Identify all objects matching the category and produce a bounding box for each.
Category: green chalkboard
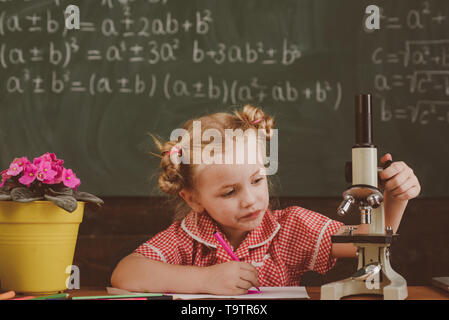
[0,0,448,197]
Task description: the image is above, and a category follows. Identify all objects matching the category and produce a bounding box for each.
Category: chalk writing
[367,1,449,125]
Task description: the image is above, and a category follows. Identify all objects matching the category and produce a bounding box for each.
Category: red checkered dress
[134,206,344,286]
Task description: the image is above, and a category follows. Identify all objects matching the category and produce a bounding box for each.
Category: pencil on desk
[30,293,69,300]
[98,296,173,300]
[72,293,167,300]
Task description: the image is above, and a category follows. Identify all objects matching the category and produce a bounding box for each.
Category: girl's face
[179,132,270,244]
[193,161,269,238]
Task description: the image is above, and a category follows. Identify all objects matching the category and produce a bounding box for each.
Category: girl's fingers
[378,158,420,200]
[384,166,413,192]
[232,286,249,295]
[380,161,410,182]
[237,278,254,291]
[379,162,399,181]
[240,269,260,288]
[392,184,420,200]
[389,176,415,197]
[240,263,259,277]
[239,262,257,271]
[390,175,421,199]
[380,153,392,166]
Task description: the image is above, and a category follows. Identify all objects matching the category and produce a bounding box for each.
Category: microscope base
[321,244,407,300]
[320,276,407,300]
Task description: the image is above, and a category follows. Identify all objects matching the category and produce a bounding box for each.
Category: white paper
[107,286,309,300]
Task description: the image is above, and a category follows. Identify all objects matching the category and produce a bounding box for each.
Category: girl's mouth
[241,209,261,220]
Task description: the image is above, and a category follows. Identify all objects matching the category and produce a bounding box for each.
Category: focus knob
[345,161,352,183]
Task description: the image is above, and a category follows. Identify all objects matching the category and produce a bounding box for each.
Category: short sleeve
[134,222,192,265]
[277,206,344,275]
[309,217,344,274]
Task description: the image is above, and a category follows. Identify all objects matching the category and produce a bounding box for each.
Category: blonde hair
[150,105,277,220]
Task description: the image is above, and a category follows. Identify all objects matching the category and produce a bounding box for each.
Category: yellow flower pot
[0,201,84,295]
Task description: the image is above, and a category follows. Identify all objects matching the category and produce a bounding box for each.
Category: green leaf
[0,190,11,201]
[48,186,74,196]
[73,191,104,205]
[10,187,44,202]
[44,194,78,213]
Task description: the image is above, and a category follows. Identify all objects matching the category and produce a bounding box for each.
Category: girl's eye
[254,177,264,184]
[221,190,235,197]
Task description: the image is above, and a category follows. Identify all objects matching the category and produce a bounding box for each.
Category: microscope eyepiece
[354,94,375,148]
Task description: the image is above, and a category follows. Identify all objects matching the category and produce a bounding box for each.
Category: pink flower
[36,161,58,183]
[62,168,81,189]
[18,164,38,187]
[6,157,31,176]
[52,155,64,166]
[50,165,64,184]
[31,153,65,184]
[33,153,64,167]
[0,170,11,188]
[7,163,23,176]
[13,157,31,167]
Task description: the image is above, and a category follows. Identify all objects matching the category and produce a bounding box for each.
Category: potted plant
[0,153,103,295]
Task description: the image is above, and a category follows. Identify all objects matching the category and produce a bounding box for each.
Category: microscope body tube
[352,147,385,234]
[352,147,378,187]
[352,94,385,234]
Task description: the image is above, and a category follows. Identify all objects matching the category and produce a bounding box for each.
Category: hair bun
[158,141,185,195]
[237,104,275,140]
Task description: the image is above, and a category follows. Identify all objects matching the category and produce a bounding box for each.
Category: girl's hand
[203,261,260,295]
[379,153,421,201]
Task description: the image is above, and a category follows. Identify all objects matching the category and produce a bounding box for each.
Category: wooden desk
[67,286,449,300]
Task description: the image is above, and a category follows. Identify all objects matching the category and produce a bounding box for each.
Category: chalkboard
[0,0,448,197]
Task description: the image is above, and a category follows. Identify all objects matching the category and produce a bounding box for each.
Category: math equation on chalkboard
[0,0,365,115]
[366,1,449,126]
[0,0,448,127]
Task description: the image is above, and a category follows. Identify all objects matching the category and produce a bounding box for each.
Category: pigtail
[147,133,185,195]
[234,104,275,140]
[159,140,186,195]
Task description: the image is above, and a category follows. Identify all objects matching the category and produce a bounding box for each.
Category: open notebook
[106,286,309,300]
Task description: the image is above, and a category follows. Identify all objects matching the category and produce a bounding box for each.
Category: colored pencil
[31,293,69,300]
[72,293,165,300]
[213,231,261,292]
[97,296,173,300]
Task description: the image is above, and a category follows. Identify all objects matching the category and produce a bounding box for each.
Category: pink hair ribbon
[163,145,182,156]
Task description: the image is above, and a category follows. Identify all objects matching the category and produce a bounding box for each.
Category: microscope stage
[331,233,398,244]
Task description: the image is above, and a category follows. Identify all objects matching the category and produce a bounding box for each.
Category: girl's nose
[240,187,256,208]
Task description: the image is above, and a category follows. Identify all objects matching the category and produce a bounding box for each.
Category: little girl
[111,105,421,295]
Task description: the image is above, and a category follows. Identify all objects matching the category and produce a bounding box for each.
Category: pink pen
[213,231,261,292]
[98,298,148,300]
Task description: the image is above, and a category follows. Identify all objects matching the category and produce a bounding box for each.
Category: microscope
[321,94,407,300]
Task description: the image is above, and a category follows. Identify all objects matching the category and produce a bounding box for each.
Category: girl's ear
[179,189,204,214]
